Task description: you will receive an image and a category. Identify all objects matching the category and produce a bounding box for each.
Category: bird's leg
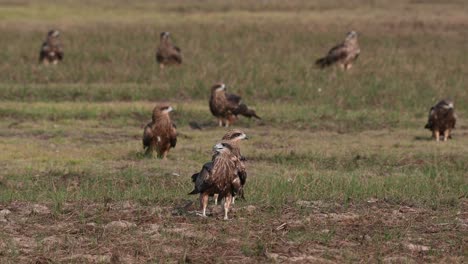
[232,196,236,205]
[161,150,169,160]
[196,193,209,217]
[214,193,219,205]
[159,63,165,70]
[146,144,155,157]
[218,119,223,127]
[345,63,352,70]
[434,130,440,142]
[225,119,230,128]
[339,63,345,70]
[202,193,209,216]
[224,194,232,220]
[443,129,449,142]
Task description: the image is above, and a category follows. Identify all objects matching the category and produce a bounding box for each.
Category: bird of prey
[316,31,360,70]
[39,29,64,65]
[209,83,261,127]
[156,32,182,69]
[212,129,249,205]
[424,99,457,142]
[142,104,177,159]
[191,130,249,206]
[189,142,245,220]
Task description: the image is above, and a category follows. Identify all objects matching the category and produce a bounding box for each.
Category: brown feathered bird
[189,142,245,220]
[191,130,249,206]
[39,29,64,65]
[316,31,360,70]
[209,83,261,127]
[424,99,457,142]
[142,104,177,159]
[156,32,182,69]
[212,129,249,205]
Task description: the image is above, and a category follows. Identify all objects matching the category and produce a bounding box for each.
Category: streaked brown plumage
[189,142,244,220]
[212,129,249,205]
[209,83,261,127]
[424,99,456,142]
[142,104,177,159]
[156,32,182,69]
[191,130,249,206]
[316,31,360,70]
[39,29,63,65]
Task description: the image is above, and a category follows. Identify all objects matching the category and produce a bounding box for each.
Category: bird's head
[213,142,233,154]
[160,32,170,40]
[345,31,358,40]
[161,105,174,114]
[222,129,249,141]
[152,104,174,120]
[441,99,454,109]
[211,83,226,93]
[48,29,60,38]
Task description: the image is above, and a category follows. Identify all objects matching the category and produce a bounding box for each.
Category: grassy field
[0,0,467,263]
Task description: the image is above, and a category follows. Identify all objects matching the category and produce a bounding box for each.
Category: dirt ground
[1,199,466,263]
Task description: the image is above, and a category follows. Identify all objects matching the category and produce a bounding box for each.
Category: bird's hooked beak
[163,106,174,113]
[161,32,170,40]
[346,31,357,39]
[213,143,224,152]
[242,133,249,140]
[217,84,226,91]
[443,102,454,109]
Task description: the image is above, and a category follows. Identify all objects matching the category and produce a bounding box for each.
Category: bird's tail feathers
[188,189,199,195]
[237,188,246,201]
[235,104,261,119]
[191,173,199,182]
[315,57,333,68]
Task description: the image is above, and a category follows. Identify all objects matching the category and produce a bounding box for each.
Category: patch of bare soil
[0,200,466,263]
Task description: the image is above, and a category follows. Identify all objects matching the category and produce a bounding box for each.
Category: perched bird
[316,31,360,70]
[209,83,261,127]
[39,29,64,65]
[213,129,249,205]
[189,142,245,220]
[191,130,249,206]
[156,32,182,69]
[424,99,457,142]
[142,104,177,159]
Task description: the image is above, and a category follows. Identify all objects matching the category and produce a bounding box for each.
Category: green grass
[1,116,466,208]
[0,1,467,262]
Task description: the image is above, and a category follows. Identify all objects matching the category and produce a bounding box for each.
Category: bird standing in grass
[142,104,177,159]
[39,29,64,65]
[209,83,261,127]
[156,32,182,69]
[191,130,249,209]
[189,142,245,220]
[424,99,456,142]
[316,31,360,70]
[212,129,249,205]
